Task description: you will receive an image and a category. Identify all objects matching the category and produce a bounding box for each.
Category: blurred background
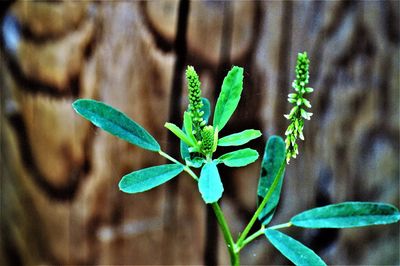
[0,1,399,265]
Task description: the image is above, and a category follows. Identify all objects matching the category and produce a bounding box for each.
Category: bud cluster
[200,125,217,157]
[186,66,206,137]
[284,52,314,163]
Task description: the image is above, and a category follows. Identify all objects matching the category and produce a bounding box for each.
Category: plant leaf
[165,122,195,147]
[201,97,211,123]
[291,202,400,228]
[180,137,191,160]
[198,161,224,203]
[180,125,191,160]
[265,229,327,266]
[185,157,206,168]
[72,99,160,151]
[257,136,286,225]
[119,164,184,193]
[218,129,262,147]
[183,111,197,144]
[213,66,244,131]
[216,148,259,167]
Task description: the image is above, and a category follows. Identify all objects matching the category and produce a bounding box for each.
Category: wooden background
[1,1,399,265]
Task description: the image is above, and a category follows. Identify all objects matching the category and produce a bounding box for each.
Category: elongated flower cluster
[186,66,206,137]
[284,52,314,163]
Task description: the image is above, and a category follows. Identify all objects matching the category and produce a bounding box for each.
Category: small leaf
[265,229,327,266]
[165,122,195,147]
[184,111,197,144]
[291,202,400,228]
[119,164,184,193]
[180,135,191,160]
[216,148,259,167]
[72,99,160,151]
[213,66,244,131]
[198,161,224,203]
[257,136,286,225]
[218,129,262,147]
[185,157,206,168]
[201,97,211,123]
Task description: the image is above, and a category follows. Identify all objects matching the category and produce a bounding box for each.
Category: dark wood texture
[1,1,399,265]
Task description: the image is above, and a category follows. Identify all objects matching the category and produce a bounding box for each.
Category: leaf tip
[231,65,244,74]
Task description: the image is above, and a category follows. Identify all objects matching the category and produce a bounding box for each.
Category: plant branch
[212,203,239,266]
[239,221,292,250]
[268,221,292,230]
[159,150,238,264]
[239,227,265,250]
[236,160,286,246]
[158,150,198,181]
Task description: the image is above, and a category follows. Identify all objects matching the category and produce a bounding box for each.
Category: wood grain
[1,1,398,265]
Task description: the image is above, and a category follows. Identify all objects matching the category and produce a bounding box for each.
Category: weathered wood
[0,1,398,265]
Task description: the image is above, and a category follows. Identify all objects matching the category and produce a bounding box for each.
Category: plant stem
[240,227,265,250]
[159,150,238,264]
[268,221,292,230]
[239,222,292,250]
[158,150,198,181]
[236,160,286,247]
[211,203,239,266]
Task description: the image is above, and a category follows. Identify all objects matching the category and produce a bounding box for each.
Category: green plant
[72,52,400,265]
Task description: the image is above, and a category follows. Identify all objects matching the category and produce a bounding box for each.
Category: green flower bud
[200,125,215,155]
[186,66,206,139]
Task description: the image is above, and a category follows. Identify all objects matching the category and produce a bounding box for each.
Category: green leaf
[216,148,259,167]
[185,157,206,168]
[218,129,262,147]
[72,99,160,151]
[291,202,400,228]
[257,136,286,225]
[165,122,195,147]
[213,66,244,131]
[119,164,184,193]
[198,161,224,203]
[180,137,191,160]
[183,111,197,144]
[265,229,327,266]
[201,97,211,123]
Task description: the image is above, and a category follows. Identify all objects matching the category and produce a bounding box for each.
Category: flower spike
[186,66,206,137]
[284,52,313,163]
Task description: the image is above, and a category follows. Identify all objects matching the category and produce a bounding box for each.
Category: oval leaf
[218,129,262,147]
[265,229,327,266]
[119,164,184,193]
[217,148,259,167]
[213,66,244,131]
[291,202,400,228]
[73,99,160,151]
[257,136,286,225]
[198,161,224,204]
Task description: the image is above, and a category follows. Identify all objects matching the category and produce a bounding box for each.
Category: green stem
[158,150,198,181]
[212,203,239,266]
[236,160,286,247]
[239,227,265,250]
[159,150,238,265]
[268,221,292,230]
[239,222,292,250]
[238,222,292,250]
